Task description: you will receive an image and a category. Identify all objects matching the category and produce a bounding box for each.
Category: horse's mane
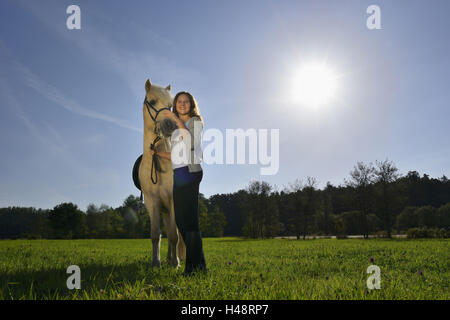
[150,84,174,101]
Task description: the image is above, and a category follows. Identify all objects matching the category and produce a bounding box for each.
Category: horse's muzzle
[159,118,178,137]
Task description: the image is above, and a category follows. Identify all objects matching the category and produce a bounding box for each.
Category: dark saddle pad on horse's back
[133,154,143,191]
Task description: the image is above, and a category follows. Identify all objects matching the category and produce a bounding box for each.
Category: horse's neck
[143,122,156,152]
[143,130,170,153]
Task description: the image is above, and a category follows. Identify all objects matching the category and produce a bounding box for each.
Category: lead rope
[150,135,161,184]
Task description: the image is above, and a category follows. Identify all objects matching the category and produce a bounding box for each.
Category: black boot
[183,231,207,276]
[182,231,193,276]
[180,231,193,275]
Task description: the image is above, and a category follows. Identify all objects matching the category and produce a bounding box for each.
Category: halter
[144,97,171,130]
[144,96,171,184]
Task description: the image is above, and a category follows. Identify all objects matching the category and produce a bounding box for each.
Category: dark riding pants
[173,166,206,274]
[173,166,203,232]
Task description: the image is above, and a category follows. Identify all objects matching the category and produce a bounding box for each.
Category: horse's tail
[132,154,143,191]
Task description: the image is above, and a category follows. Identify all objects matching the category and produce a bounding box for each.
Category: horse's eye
[149,99,157,106]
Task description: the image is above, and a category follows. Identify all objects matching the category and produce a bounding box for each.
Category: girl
[152,91,206,276]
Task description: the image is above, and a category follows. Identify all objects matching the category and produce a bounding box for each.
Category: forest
[1,160,449,239]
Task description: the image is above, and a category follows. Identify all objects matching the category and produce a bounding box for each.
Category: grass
[0,238,448,300]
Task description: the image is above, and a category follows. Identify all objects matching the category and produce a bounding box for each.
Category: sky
[0,0,449,211]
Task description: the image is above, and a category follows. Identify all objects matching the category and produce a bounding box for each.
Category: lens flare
[291,61,338,107]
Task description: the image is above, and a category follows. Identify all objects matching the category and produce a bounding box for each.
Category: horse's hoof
[151,260,161,268]
[170,258,180,268]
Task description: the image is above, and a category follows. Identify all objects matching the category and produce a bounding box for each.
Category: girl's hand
[160,109,176,119]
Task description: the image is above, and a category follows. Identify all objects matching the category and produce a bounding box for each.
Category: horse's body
[139,78,185,268]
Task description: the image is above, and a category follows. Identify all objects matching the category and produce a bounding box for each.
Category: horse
[138,78,186,268]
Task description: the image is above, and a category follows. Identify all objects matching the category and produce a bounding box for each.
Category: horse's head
[144,78,178,137]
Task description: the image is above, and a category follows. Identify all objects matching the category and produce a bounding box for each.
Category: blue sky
[1,0,449,210]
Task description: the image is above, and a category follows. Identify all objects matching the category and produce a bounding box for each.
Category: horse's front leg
[171,198,186,263]
[163,211,180,268]
[146,199,161,268]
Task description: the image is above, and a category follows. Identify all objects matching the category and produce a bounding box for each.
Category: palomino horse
[139,78,186,268]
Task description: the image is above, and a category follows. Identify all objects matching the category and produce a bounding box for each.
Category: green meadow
[0,238,448,300]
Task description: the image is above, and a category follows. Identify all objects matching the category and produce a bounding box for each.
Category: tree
[241,181,279,238]
[284,179,304,239]
[374,159,401,237]
[333,215,346,238]
[209,191,245,236]
[117,194,147,238]
[341,210,364,235]
[86,203,102,238]
[345,162,376,238]
[396,206,419,231]
[199,194,227,237]
[202,206,227,237]
[321,183,335,235]
[437,202,450,229]
[415,205,438,228]
[103,209,125,237]
[299,177,319,239]
[199,195,210,235]
[0,207,51,239]
[49,203,86,239]
[29,208,51,239]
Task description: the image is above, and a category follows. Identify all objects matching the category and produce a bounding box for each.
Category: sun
[290,61,339,107]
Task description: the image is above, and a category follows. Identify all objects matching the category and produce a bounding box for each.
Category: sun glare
[291,61,339,107]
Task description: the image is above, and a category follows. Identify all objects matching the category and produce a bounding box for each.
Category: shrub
[374,230,388,238]
[334,217,347,239]
[19,233,40,240]
[406,227,450,238]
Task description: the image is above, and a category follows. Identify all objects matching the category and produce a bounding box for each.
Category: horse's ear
[165,84,171,91]
[145,79,152,92]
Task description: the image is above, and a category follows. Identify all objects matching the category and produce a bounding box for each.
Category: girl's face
[175,94,191,116]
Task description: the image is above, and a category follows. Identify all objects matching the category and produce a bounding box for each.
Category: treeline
[1,159,449,239]
[206,160,450,239]
[0,193,228,240]
[0,196,150,239]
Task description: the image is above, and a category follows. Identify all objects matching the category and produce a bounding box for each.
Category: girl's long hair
[172,91,204,125]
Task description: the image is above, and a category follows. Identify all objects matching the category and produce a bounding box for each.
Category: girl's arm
[171,115,187,130]
[160,109,190,140]
[160,110,187,129]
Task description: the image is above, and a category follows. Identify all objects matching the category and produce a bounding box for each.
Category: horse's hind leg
[171,199,186,262]
[177,228,186,262]
[146,200,161,268]
[163,212,180,268]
